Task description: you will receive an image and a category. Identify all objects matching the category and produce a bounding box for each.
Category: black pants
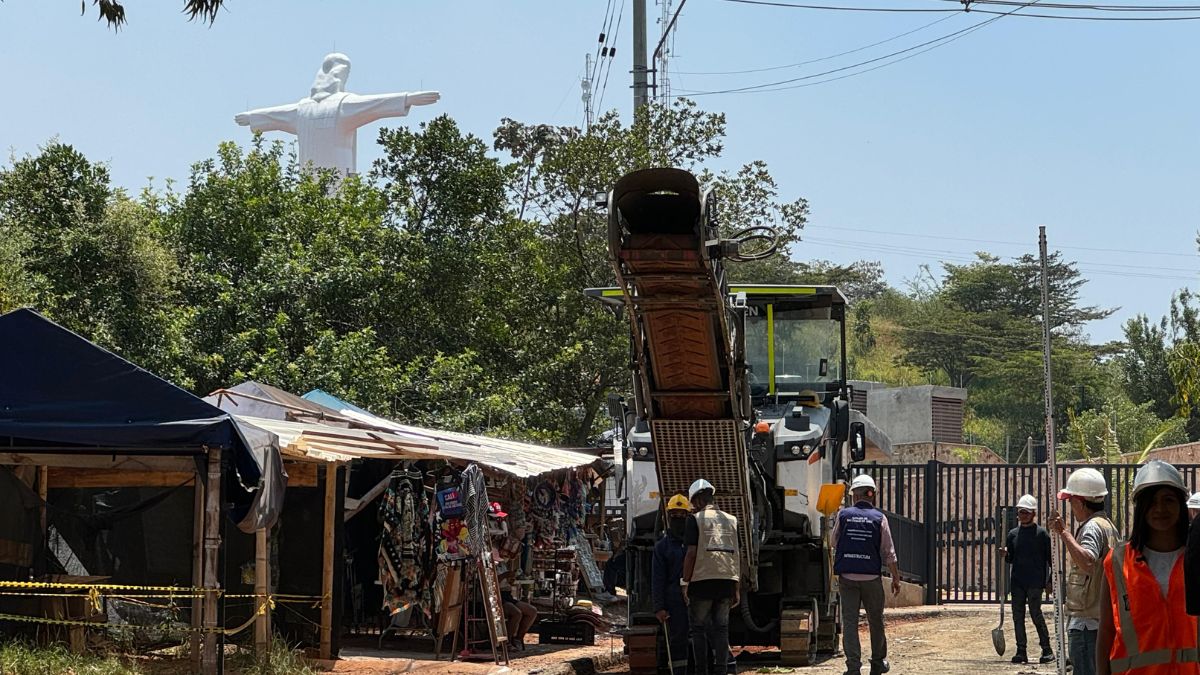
[1011,584,1050,655]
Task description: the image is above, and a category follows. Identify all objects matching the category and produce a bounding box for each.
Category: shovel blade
[992,627,1005,656]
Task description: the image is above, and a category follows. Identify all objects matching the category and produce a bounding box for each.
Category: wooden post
[190,461,204,671]
[254,526,271,659]
[319,463,337,660]
[201,448,223,673]
[37,466,48,534]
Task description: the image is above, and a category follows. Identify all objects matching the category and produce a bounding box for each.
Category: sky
[2,1,1198,343]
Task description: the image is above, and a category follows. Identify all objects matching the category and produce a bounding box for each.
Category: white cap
[850,473,876,492]
[1188,492,1200,509]
[688,478,715,500]
[1016,494,1037,511]
[1058,468,1108,500]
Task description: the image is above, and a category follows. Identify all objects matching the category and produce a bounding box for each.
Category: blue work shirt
[652,531,687,612]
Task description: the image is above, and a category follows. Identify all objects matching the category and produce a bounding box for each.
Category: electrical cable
[800,236,1199,281]
[940,0,1200,11]
[596,0,627,114]
[803,224,1200,259]
[592,0,617,84]
[675,13,959,75]
[682,1,1036,96]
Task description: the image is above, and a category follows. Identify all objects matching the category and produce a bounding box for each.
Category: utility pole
[1040,225,1067,675]
[633,0,649,112]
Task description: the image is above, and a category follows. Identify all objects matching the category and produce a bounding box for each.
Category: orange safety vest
[1104,542,1200,674]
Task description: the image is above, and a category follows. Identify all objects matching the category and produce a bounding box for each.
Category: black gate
[861,461,1200,605]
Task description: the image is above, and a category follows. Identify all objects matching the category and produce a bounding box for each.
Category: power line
[800,236,1200,281]
[804,224,1200,259]
[724,0,1200,15]
[596,0,627,114]
[681,0,1036,96]
[721,0,957,12]
[592,0,617,84]
[941,0,1200,11]
[675,13,959,75]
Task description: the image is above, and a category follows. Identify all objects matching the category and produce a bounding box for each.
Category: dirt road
[603,605,1069,675]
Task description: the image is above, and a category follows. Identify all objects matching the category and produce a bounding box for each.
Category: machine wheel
[780,608,817,666]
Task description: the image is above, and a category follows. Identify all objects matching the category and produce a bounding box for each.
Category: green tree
[84,0,224,28]
[0,142,186,380]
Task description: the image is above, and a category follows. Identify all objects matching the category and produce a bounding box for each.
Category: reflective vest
[834,502,884,576]
[1104,542,1200,675]
[1065,514,1119,619]
[691,506,739,583]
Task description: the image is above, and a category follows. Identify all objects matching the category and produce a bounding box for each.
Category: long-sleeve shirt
[831,507,898,582]
[652,532,687,612]
[1004,524,1051,590]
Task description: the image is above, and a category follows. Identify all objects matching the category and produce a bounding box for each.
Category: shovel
[992,558,1007,656]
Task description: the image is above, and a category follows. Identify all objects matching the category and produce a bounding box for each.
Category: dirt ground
[599,605,1069,675]
[326,632,628,674]
[309,604,1072,675]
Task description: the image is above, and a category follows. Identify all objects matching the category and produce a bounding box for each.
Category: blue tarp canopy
[0,308,283,531]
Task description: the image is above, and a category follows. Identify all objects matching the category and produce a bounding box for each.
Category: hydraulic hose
[739,587,779,633]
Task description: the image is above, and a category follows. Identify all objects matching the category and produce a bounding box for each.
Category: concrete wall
[886,442,1006,466]
[866,385,966,445]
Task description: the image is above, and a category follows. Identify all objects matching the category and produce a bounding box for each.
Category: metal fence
[860,461,1200,604]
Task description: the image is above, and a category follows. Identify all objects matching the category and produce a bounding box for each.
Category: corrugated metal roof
[237,413,598,479]
[333,408,601,478]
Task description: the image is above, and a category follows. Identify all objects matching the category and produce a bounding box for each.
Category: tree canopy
[1,103,1188,459]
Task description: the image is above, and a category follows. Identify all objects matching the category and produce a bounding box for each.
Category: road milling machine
[587,168,889,667]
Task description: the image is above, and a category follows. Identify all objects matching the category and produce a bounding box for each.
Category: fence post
[924,459,940,605]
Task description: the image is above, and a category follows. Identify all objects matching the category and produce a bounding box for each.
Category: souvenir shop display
[377,467,432,619]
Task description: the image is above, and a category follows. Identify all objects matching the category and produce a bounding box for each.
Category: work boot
[1039,649,1055,664]
[1012,652,1028,664]
[869,659,890,675]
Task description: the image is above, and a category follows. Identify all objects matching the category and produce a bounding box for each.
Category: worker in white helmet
[1047,467,1118,675]
[682,478,740,675]
[832,473,899,675]
[1097,460,1196,675]
[998,494,1054,664]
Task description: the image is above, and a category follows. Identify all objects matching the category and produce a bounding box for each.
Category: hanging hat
[488,501,508,518]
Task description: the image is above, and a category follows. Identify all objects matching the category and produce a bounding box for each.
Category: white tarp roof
[235,414,597,479]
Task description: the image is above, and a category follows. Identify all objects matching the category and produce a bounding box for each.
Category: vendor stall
[205,384,614,663]
[0,309,286,674]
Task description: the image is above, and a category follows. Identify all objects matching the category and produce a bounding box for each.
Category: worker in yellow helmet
[653,494,692,674]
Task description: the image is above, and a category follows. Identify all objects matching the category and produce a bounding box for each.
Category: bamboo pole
[319,463,337,660]
[190,461,204,671]
[254,526,271,658]
[201,448,223,673]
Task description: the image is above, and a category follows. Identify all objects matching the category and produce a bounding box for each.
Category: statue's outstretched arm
[341,91,440,128]
[234,103,300,134]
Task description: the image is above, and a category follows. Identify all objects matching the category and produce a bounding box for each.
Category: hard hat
[1131,460,1186,500]
[666,494,691,512]
[689,479,715,500]
[1016,494,1037,511]
[1188,492,1200,510]
[1057,467,1108,500]
[850,473,876,492]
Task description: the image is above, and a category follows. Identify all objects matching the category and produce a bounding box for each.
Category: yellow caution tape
[0,580,206,593]
[0,594,283,636]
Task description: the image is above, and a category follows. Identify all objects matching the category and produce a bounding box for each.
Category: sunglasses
[1017,509,1035,515]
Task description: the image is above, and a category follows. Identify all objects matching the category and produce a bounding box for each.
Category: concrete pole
[633,0,648,112]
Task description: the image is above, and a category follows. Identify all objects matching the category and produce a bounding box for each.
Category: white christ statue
[235,53,440,176]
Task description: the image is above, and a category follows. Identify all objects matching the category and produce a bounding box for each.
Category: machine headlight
[637,446,650,457]
[789,445,802,456]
